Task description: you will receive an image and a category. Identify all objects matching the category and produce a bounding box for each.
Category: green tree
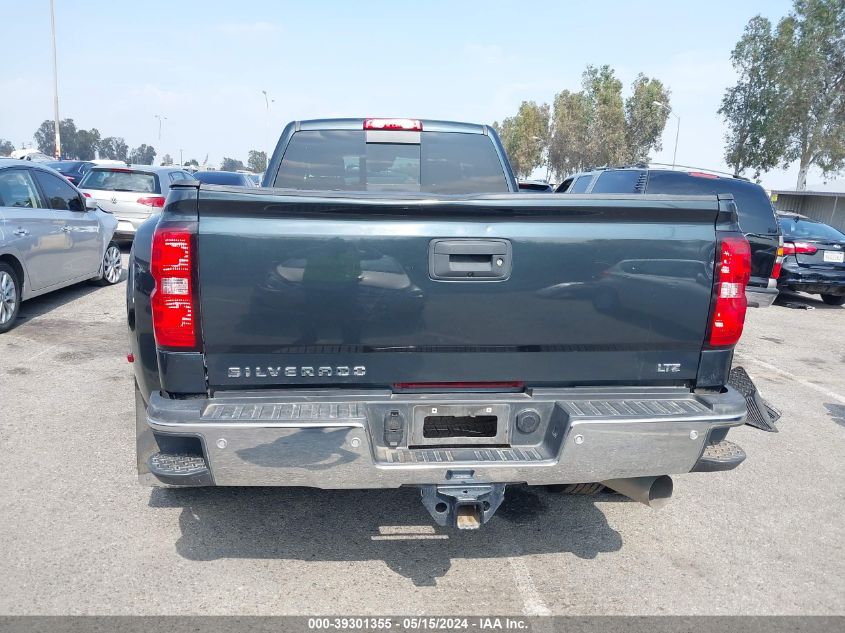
[221,157,245,171]
[0,139,14,156]
[247,150,267,173]
[548,90,591,178]
[625,74,671,163]
[184,158,199,167]
[583,65,627,168]
[129,144,156,165]
[35,119,75,158]
[99,137,129,162]
[780,0,845,189]
[719,16,788,178]
[161,153,173,166]
[493,101,550,178]
[720,0,845,188]
[74,128,100,160]
[33,119,100,159]
[498,65,671,180]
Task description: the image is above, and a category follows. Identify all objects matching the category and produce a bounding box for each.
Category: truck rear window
[79,169,160,194]
[273,130,509,194]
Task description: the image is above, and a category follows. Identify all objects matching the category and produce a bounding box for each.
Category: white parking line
[735,354,845,405]
[25,344,59,362]
[506,553,551,616]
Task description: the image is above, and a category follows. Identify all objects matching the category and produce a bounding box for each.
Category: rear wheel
[820,294,845,306]
[97,242,123,285]
[0,263,21,334]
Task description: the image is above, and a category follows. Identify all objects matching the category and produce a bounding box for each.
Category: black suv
[43,160,96,186]
[557,167,782,307]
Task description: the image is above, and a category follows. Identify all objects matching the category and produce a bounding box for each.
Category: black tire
[545,482,605,495]
[0,262,21,334]
[96,242,123,286]
[820,294,845,306]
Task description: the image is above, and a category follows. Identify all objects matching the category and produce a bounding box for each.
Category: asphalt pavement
[0,261,842,615]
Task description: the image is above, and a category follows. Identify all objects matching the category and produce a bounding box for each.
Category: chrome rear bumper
[138,386,747,488]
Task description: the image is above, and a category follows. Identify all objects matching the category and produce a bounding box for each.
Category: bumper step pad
[691,440,746,472]
[148,452,213,486]
[728,366,782,432]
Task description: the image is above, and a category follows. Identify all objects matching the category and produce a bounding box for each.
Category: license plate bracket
[410,404,511,447]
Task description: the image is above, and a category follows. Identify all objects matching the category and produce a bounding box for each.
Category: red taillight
[137,196,166,208]
[151,223,199,349]
[364,118,423,131]
[83,192,91,198]
[708,235,751,347]
[784,241,817,255]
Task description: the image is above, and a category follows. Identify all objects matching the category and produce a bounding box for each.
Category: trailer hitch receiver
[420,483,506,529]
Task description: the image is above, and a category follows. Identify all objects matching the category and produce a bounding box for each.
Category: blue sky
[2,0,817,189]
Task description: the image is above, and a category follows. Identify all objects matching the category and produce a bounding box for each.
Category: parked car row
[0,160,122,332]
[3,147,841,339]
[0,157,267,332]
[78,165,196,240]
[41,162,260,241]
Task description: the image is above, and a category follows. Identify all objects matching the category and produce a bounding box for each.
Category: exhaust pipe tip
[646,475,673,510]
[601,475,673,510]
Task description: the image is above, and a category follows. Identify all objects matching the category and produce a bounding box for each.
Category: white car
[78,165,194,240]
[0,160,121,332]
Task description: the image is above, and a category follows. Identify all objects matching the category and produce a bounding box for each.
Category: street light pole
[670,113,680,170]
[653,101,680,169]
[154,114,167,141]
[49,0,61,159]
[262,90,274,158]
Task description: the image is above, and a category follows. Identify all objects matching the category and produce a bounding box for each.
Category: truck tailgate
[196,189,720,388]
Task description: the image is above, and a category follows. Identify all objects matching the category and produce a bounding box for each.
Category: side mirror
[84,196,99,211]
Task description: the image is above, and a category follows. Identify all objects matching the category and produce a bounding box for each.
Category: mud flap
[728,366,782,432]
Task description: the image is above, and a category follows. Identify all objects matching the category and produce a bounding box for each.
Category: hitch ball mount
[419,483,506,530]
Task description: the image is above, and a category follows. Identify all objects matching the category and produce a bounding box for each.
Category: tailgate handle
[429,239,511,280]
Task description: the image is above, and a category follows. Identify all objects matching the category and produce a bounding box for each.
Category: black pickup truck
[128,118,751,529]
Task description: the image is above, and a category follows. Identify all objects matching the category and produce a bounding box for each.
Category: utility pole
[154,114,167,141]
[49,0,61,159]
[262,90,274,157]
[179,148,183,166]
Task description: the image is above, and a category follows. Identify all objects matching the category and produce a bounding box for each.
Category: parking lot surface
[0,260,842,616]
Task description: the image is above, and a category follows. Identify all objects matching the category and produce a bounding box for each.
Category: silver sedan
[0,160,121,332]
